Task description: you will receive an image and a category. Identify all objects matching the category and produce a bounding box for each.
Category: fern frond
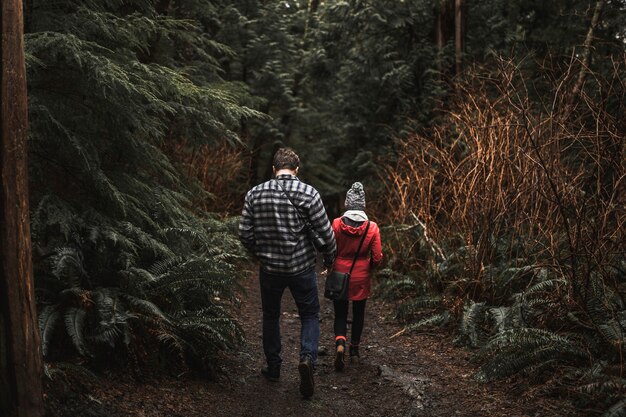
[603,399,626,417]
[148,256,186,277]
[406,311,450,332]
[377,276,420,299]
[482,328,584,354]
[52,247,87,286]
[156,331,186,362]
[39,305,60,356]
[457,301,488,348]
[523,278,568,296]
[580,378,626,395]
[64,308,88,356]
[475,328,588,382]
[122,294,170,323]
[395,296,442,320]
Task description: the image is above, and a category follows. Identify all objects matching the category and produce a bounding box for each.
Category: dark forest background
[19,0,626,414]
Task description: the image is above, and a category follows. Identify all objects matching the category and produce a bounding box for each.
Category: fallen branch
[410,211,447,262]
[390,328,407,339]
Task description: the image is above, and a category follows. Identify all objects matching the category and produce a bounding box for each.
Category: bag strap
[348,221,370,276]
[273,179,309,230]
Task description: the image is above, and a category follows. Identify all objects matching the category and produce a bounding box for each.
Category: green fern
[581,378,626,395]
[475,328,588,382]
[64,308,88,356]
[406,311,451,332]
[39,306,60,356]
[395,296,443,320]
[602,400,626,417]
[455,301,488,348]
[376,271,427,301]
[51,248,87,286]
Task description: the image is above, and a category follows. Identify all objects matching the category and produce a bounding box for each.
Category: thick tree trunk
[0,0,44,416]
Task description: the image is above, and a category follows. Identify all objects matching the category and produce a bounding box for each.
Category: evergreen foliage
[214,0,349,200]
[300,0,445,187]
[26,0,255,372]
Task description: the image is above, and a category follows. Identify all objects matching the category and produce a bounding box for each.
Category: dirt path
[56,271,584,417]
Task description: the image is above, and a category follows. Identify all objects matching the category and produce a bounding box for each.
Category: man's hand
[320,269,328,276]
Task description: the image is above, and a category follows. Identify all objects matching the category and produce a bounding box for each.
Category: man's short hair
[273,148,300,170]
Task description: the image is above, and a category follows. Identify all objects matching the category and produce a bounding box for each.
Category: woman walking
[331,182,383,371]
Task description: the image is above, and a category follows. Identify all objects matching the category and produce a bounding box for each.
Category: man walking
[239,148,336,398]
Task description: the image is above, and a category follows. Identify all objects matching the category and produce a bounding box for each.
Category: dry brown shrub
[167,140,248,215]
[379,56,626,308]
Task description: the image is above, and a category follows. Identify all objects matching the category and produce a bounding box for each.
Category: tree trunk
[304,0,320,38]
[454,0,464,76]
[435,0,447,52]
[0,0,44,416]
[23,0,33,33]
[248,132,262,187]
[564,0,605,114]
[435,0,455,76]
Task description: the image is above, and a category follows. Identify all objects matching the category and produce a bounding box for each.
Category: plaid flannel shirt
[239,174,337,275]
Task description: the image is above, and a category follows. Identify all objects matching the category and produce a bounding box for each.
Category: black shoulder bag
[324,221,370,301]
[274,179,326,250]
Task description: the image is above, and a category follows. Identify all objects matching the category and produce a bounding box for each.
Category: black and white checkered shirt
[239,174,337,275]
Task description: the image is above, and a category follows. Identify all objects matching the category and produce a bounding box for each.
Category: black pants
[333,299,367,346]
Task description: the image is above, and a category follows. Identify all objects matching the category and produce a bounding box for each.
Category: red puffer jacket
[331,217,383,300]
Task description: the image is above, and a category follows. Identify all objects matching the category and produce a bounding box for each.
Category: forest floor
[45,270,585,417]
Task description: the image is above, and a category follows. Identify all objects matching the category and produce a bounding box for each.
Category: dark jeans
[260,267,320,369]
[333,299,367,346]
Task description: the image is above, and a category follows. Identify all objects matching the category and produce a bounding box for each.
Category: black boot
[298,355,315,398]
[349,344,360,365]
[261,364,280,382]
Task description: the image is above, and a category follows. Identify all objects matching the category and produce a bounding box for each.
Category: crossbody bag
[324,221,370,301]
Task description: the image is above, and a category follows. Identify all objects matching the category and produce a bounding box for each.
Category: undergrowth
[377,56,626,415]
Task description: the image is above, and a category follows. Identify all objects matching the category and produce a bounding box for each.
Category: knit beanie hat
[345,182,366,211]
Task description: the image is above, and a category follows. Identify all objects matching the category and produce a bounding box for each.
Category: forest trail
[72,270,582,417]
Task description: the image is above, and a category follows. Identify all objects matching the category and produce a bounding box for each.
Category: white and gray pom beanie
[345,182,366,211]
